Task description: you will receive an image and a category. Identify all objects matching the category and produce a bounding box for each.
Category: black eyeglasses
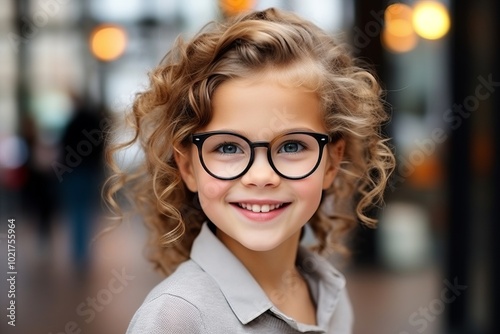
[191,131,335,180]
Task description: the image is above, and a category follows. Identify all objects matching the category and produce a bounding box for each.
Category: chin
[237,234,286,252]
[243,243,280,252]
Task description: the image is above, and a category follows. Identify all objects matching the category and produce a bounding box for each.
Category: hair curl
[104,8,395,275]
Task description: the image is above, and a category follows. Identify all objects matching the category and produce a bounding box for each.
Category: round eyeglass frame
[191,130,337,181]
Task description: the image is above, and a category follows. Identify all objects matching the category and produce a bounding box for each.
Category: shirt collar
[190,223,347,329]
[296,247,347,328]
[190,223,273,324]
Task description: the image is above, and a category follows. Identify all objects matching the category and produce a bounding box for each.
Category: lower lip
[231,204,289,222]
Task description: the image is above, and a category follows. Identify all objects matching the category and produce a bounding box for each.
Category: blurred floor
[0,212,163,334]
[0,212,442,334]
[348,266,443,334]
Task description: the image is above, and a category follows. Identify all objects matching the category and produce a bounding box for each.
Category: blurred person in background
[58,94,106,273]
[21,114,60,261]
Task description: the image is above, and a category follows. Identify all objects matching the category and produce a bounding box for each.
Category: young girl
[105,7,394,334]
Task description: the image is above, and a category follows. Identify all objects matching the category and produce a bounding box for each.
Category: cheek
[190,155,231,206]
[197,176,231,207]
[291,177,324,204]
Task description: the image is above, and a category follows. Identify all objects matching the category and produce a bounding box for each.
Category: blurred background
[0,0,498,333]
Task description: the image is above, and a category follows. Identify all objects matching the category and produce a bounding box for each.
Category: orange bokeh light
[90,25,127,61]
[219,0,255,16]
[382,3,418,53]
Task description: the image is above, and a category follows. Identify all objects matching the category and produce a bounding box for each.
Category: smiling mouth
[235,203,289,213]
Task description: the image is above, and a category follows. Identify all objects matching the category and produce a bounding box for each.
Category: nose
[240,148,281,188]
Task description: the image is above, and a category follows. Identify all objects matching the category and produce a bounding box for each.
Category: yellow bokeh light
[412,1,450,40]
[383,3,417,53]
[90,25,127,61]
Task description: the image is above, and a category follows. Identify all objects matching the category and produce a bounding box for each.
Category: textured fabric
[127,223,353,333]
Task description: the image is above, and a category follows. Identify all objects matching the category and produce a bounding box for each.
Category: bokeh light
[382,3,418,53]
[90,24,127,61]
[0,135,29,169]
[219,0,255,16]
[412,1,450,40]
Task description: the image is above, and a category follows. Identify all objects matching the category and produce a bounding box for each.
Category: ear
[174,147,198,192]
[322,139,345,190]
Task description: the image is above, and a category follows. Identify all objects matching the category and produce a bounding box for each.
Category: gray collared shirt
[127,223,353,333]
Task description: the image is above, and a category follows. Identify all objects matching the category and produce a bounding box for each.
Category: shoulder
[126,292,206,334]
[146,260,223,305]
[126,260,223,334]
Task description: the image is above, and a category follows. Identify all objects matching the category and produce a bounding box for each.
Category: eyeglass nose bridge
[250,141,271,149]
[246,141,276,173]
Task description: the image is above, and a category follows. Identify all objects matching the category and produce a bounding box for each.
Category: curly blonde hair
[105,8,395,275]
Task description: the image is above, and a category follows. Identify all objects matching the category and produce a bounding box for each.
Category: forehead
[204,76,326,140]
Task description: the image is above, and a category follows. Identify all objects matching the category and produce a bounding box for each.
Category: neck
[216,229,303,296]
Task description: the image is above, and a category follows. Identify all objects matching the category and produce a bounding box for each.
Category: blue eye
[278,141,305,153]
[216,143,243,154]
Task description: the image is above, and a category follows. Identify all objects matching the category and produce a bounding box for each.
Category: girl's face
[175,76,344,253]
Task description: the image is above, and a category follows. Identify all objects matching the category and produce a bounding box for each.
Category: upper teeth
[238,203,284,213]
